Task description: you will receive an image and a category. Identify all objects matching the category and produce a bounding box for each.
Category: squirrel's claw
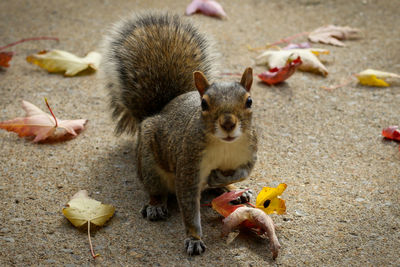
[240,189,253,203]
[229,189,253,205]
[185,238,206,256]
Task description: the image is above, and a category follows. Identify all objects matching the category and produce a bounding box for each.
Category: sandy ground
[1,0,399,266]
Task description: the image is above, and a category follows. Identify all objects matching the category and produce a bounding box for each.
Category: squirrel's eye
[245,97,252,108]
[201,99,209,111]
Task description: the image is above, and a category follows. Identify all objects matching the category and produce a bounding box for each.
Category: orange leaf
[0,100,87,142]
[211,189,247,218]
[212,190,260,231]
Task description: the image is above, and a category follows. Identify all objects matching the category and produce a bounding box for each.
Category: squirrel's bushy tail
[101,12,215,135]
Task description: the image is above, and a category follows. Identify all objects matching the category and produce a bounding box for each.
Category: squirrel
[101,12,257,255]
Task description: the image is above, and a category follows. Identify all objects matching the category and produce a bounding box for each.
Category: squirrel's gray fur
[101,12,257,256]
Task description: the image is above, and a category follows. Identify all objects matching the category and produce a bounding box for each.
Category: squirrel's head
[194,68,253,143]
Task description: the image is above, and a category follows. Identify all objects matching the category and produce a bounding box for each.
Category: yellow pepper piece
[256,183,287,215]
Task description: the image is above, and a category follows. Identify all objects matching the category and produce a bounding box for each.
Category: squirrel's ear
[240,67,253,92]
[194,71,210,97]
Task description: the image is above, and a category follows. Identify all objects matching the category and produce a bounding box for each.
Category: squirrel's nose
[220,115,237,132]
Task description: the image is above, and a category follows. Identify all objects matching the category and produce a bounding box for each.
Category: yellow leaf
[27,50,102,76]
[62,190,115,227]
[255,183,287,215]
[256,49,329,76]
[356,69,400,87]
[310,50,330,56]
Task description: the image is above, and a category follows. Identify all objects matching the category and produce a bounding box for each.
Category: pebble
[384,202,392,207]
[0,227,10,233]
[0,236,15,242]
[128,250,144,258]
[295,210,308,217]
[61,248,73,254]
[10,218,25,222]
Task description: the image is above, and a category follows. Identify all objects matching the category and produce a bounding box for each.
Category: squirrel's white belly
[157,135,252,192]
[199,135,252,189]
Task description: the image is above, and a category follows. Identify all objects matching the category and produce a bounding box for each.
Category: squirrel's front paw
[230,189,253,205]
[184,237,206,256]
[140,204,169,221]
[208,168,249,188]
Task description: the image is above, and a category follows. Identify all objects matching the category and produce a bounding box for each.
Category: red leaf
[0,52,14,68]
[211,190,259,230]
[211,190,247,217]
[382,126,400,141]
[258,56,302,85]
[0,100,87,142]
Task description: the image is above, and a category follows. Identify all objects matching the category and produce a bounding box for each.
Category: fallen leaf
[212,189,247,218]
[255,184,287,215]
[185,0,227,18]
[0,52,14,67]
[282,42,311,50]
[0,99,87,142]
[258,56,302,85]
[256,48,329,76]
[308,25,361,47]
[222,207,280,259]
[226,231,240,244]
[355,69,400,87]
[0,37,58,69]
[63,190,115,227]
[63,190,115,258]
[26,50,101,76]
[382,126,400,141]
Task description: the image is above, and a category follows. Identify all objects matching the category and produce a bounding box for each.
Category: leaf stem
[0,37,59,51]
[219,72,262,77]
[246,202,256,208]
[268,31,310,47]
[248,31,310,51]
[44,98,58,127]
[321,74,356,90]
[88,221,98,259]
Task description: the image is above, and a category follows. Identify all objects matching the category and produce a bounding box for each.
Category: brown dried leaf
[308,25,361,47]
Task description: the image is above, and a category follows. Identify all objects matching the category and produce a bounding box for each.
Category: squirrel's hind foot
[185,237,206,256]
[140,204,169,221]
